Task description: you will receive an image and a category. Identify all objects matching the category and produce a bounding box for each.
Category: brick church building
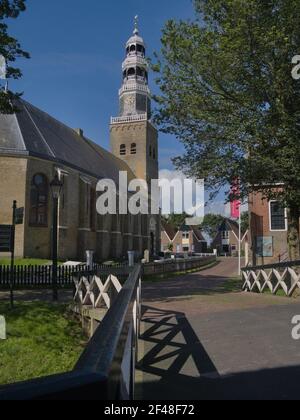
[0,22,161,262]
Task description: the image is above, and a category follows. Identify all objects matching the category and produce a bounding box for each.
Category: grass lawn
[0,302,86,386]
[0,258,53,266]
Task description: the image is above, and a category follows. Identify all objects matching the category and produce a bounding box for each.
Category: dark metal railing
[0,262,130,289]
[143,255,216,276]
[0,264,142,400]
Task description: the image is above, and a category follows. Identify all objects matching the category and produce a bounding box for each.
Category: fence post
[128,251,135,268]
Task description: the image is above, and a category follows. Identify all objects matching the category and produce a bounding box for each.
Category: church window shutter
[131,143,137,155]
[120,144,126,156]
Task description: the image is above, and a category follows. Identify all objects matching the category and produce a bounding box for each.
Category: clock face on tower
[123,94,135,114]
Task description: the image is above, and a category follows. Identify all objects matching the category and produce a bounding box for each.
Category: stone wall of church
[58,169,80,261]
[0,156,27,258]
[0,155,156,263]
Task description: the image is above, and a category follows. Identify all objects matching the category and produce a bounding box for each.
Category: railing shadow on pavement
[137,306,300,401]
[136,305,220,399]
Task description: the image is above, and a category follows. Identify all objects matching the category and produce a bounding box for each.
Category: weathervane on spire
[134,15,139,34]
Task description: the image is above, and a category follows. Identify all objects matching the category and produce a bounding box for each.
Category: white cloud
[159,169,204,218]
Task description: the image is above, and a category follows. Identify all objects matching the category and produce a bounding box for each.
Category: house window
[222,231,229,240]
[182,232,189,239]
[120,144,126,156]
[29,174,49,227]
[131,143,137,155]
[270,201,286,231]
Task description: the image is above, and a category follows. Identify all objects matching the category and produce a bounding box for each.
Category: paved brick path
[136,258,300,400]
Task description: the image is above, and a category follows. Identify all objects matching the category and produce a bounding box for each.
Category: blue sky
[8,0,195,170]
[7,0,234,215]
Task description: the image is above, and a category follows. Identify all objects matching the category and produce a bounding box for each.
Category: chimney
[75,128,84,137]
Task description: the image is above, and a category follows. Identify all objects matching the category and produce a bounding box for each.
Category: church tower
[110,17,159,185]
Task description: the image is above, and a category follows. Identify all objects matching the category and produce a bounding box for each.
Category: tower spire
[134,15,139,35]
[116,19,151,118]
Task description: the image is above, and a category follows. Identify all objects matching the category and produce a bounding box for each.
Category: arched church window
[149,145,152,157]
[130,45,136,52]
[29,174,49,227]
[136,67,143,77]
[128,68,136,76]
[137,45,145,55]
[120,144,126,156]
[131,143,137,155]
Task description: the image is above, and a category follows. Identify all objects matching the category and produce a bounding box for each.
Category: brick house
[161,221,208,254]
[211,219,248,257]
[248,191,289,265]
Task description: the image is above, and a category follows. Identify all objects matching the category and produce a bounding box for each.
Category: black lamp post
[50,174,63,302]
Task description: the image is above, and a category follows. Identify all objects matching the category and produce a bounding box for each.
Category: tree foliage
[0,0,29,113]
[154,0,300,258]
[241,211,249,234]
[162,213,188,230]
[200,213,226,239]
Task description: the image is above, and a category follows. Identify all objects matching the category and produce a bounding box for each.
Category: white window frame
[222,231,229,240]
[269,200,288,232]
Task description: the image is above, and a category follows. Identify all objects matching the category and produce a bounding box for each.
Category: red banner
[230,180,241,219]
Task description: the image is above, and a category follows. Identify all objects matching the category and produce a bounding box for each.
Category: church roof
[0,99,135,184]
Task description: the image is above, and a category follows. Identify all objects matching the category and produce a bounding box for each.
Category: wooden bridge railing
[242,260,300,297]
[0,264,142,400]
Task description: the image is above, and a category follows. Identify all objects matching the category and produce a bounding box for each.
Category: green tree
[153,0,300,259]
[167,242,174,252]
[162,213,188,230]
[241,211,249,234]
[0,0,29,113]
[200,213,226,239]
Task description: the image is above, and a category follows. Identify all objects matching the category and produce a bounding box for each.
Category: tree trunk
[287,205,300,261]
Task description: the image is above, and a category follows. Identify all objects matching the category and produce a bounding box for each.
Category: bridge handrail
[0,264,142,401]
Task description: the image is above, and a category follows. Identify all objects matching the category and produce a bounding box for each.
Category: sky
[8,0,194,167]
[7,0,233,216]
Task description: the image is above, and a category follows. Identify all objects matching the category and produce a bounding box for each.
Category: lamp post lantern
[50,174,63,301]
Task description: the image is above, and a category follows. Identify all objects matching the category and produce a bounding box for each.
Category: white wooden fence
[74,273,123,309]
[242,260,300,297]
